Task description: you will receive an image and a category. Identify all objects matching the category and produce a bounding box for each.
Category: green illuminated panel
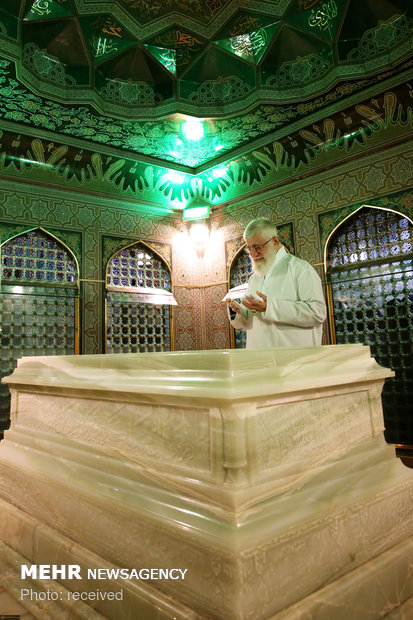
[147,28,206,75]
[90,36,135,63]
[288,0,345,43]
[183,205,210,220]
[217,11,280,39]
[143,45,177,76]
[217,34,256,62]
[81,16,136,63]
[24,0,75,21]
[249,26,278,63]
[215,24,279,64]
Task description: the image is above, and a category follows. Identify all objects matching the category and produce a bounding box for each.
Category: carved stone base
[0,347,411,619]
[1,497,413,620]
[1,435,413,619]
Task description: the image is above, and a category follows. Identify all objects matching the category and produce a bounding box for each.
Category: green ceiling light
[182,203,210,220]
[182,120,204,141]
[164,171,185,184]
[212,166,228,178]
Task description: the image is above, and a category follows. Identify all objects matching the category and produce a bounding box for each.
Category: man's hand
[226,299,242,315]
[242,291,267,313]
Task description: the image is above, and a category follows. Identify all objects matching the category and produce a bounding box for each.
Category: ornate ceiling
[0,0,412,211]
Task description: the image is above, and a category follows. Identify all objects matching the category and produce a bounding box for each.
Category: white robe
[229,246,327,348]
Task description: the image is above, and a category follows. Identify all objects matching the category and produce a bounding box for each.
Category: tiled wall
[175,140,413,350]
[0,141,412,352]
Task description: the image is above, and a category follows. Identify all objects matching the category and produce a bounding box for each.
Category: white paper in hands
[222,282,248,301]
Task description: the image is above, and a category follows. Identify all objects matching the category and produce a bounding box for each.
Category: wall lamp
[183,201,211,259]
[182,203,210,221]
[189,223,210,258]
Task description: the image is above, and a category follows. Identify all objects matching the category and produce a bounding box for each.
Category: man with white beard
[227,217,327,349]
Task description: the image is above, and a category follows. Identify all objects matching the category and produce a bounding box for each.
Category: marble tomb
[0,345,412,619]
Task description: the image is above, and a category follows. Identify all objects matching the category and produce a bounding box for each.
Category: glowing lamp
[189,223,210,258]
[212,166,228,178]
[182,120,204,141]
[164,171,185,184]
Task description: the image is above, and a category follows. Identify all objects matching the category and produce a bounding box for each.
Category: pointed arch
[324,204,413,273]
[1,226,79,287]
[105,240,173,353]
[228,242,252,349]
[325,205,413,445]
[0,227,79,439]
[105,239,171,285]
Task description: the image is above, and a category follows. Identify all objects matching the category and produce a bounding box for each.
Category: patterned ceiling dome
[1,0,412,118]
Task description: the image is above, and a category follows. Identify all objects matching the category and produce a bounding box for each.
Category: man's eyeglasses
[245,238,273,255]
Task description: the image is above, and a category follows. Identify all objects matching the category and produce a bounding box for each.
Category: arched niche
[105,241,173,354]
[228,243,252,349]
[325,205,413,444]
[0,227,79,437]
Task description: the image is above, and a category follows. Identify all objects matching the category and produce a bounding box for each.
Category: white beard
[252,251,277,277]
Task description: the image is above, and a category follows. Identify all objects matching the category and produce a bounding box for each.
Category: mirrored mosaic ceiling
[0,0,412,170]
[0,78,412,214]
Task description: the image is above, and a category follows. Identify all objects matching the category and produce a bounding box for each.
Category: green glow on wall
[12,156,54,168]
[135,204,174,216]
